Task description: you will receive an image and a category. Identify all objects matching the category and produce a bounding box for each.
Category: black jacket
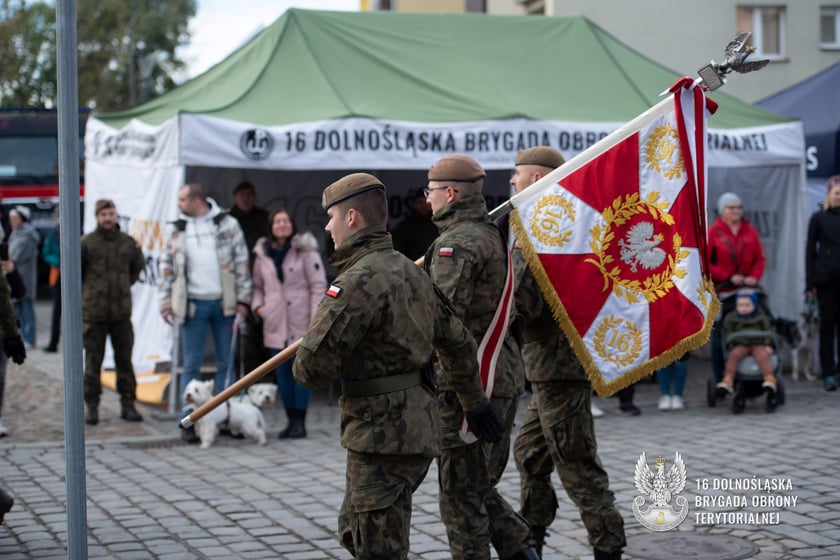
[806,206,840,290]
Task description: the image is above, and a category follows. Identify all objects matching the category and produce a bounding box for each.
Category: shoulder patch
[326,284,342,298]
[438,247,454,257]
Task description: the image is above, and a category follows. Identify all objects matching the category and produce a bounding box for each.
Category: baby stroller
[706,287,786,414]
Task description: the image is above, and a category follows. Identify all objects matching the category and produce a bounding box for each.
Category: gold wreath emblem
[529,194,576,248]
[644,124,685,180]
[585,192,689,304]
[593,315,643,368]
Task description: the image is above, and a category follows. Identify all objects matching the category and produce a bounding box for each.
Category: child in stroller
[714,289,783,413]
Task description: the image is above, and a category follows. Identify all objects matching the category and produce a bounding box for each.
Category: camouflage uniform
[512,247,626,555]
[425,195,531,560]
[293,226,482,560]
[81,226,146,407]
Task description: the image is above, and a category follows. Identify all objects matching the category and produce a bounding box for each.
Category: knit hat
[428,154,485,182]
[233,181,255,195]
[322,173,385,210]
[515,146,565,169]
[716,192,742,215]
[735,289,758,312]
[10,206,30,221]
[95,199,116,215]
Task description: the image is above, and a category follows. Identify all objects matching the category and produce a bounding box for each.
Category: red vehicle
[0,108,88,237]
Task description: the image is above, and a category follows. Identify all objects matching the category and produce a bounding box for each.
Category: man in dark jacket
[81,199,146,424]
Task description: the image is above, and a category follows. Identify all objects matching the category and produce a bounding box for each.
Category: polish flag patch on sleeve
[326,285,342,298]
[438,247,454,257]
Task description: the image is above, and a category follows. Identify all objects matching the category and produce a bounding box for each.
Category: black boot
[531,526,547,559]
[288,409,307,439]
[0,488,13,523]
[121,402,143,422]
[278,409,296,439]
[85,404,99,425]
[594,548,622,560]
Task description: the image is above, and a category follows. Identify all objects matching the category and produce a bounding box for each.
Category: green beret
[515,146,565,169]
[428,154,486,182]
[322,173,385,210]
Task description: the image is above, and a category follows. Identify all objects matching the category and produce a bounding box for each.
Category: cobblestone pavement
[0,301,838,559]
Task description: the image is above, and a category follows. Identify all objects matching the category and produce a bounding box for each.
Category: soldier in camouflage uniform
[424,154,538,560]
[510,147,626,560]
[81,199,147,425]
[292,173,503,560]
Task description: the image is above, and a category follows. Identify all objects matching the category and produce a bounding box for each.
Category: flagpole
[489,94,677,222]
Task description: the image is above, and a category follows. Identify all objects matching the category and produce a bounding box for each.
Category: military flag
[508,78,721,396]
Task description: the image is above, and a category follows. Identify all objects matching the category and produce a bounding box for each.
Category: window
[736,6,786,59]
[821,6,840,49]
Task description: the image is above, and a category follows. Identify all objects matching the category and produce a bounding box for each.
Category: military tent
[85,9,806,375]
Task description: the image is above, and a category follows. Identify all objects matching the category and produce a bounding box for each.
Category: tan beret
[428,154,486,182]
[515,146,565,169]
[322,173,385,210]
[95,199,116,215]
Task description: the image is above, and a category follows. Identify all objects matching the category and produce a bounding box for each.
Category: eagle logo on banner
[509,79,720,396]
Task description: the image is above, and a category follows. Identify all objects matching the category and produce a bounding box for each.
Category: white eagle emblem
[632,451,690,531]
[618,221,666,273]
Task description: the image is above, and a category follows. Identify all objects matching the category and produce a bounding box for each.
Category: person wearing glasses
[805,175,840,391]
[708,192,766,384]
[424,154,538,560]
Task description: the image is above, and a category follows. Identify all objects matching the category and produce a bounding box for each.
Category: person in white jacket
[251,209,326,438]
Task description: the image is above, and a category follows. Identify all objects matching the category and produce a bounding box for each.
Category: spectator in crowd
[229,181,269,253]
[391,187,438,260]
[510,146,625,560]
[656,353,690,411]
[229,180,270,374]
[81,199,146,425]
[7,207,40,348]
[252,209,326,439]
[424,154,537,560]
[708,192,765,383]
[715,290,779,408]
[159,183,252,443]
[0,263,25,519]
[1,255,27,437]
[42,211,61,353]
[805,175,840,391]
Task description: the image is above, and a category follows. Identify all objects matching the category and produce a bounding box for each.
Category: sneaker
[715,381,734,399]
[590,403,605,418]
[670,395,684,410]
[824,376,837,392]
[657,395,672,411]
[761,380,777,394]
[0,418,7,437]
[619,403,641,416]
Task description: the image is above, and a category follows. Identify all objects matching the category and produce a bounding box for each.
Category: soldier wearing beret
[424,154,537,560]
[81,199,146,425]
[292,173,501,560]
[510,147,626,560]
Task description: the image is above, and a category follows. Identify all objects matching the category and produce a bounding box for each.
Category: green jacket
[293,227,481,457]
[513,247,588,383]
[723,311,774,348]
[81,226,146,323]
[426,195,524,399]
[0,273,18,338]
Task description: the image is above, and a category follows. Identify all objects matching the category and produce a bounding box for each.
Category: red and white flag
[509,78,721,396]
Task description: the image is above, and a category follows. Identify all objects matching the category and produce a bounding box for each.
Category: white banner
[85,117,180,168]
[84,159,184,373]
[179,114,804,171]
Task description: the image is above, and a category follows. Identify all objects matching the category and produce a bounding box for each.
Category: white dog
[182,379,267,449]
[792,309,820,381]
[243,383,278,409]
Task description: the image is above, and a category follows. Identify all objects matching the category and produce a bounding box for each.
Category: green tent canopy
[96,9,788,129]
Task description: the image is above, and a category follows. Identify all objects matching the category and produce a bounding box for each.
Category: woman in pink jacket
[252,209,326,438]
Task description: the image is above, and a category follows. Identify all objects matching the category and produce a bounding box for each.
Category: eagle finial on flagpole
[697,31,770,91]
